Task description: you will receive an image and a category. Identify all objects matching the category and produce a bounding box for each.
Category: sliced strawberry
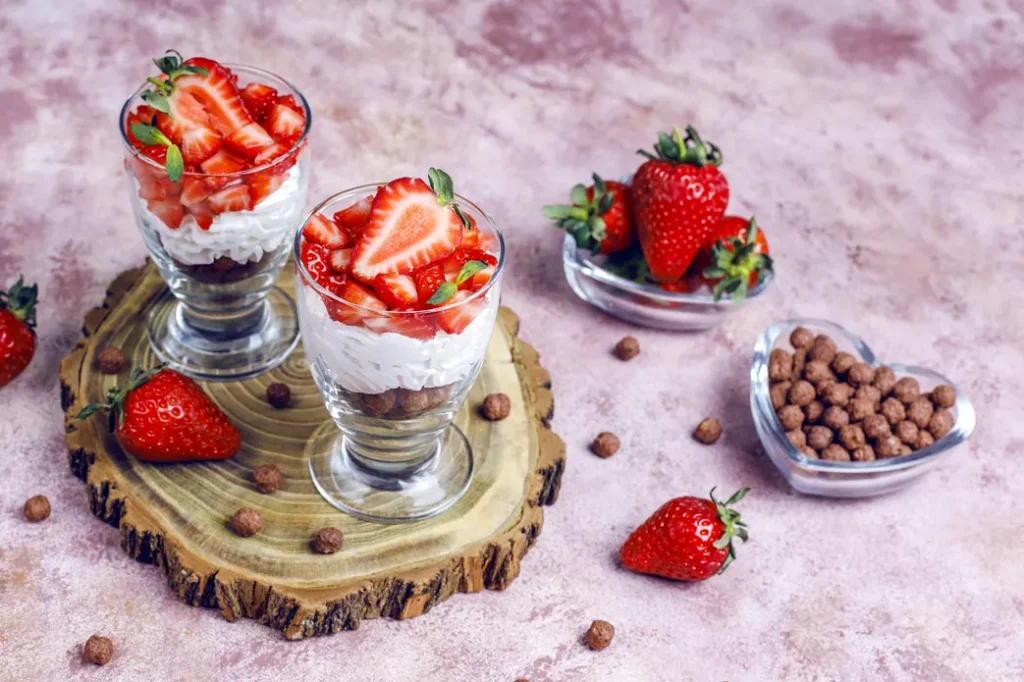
[413,265,447,305]
[264,103,305,145]
[181,126,222,165]
[303,214,352,249]
[175,58,252,136]
[277,94,303,114]
[181,176,212,207]
[464,264,495,291]
[147,199,185,230]
[247,171,285,206]
[436,290,486,334]
[253,142,290,166]
[328,248,353,274]
[300,242,346,295]
[328,281,388,325]
[373,273,419,308]
[333,194,374,234]
[138,175,175,202]
[200,149,247,189]
[240,82,278,121]
[190,202,215,230]
[224,122,275,159]
[207,184,252,213]
[126,106,157,149]
[447,248,499,268]
[363,315,436,340]
[140,145,167,164]
[350,177,464,283]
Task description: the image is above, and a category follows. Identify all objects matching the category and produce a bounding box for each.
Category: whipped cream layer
[297,285,499,394]
[136,165,305,266]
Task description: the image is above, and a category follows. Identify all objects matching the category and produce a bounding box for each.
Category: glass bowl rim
[294,183,506,315]
[750,317,976,474]
[118,62,312,179]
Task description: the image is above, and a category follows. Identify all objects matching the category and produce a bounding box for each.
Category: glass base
[306,422,474,523]
[147,287,299,381]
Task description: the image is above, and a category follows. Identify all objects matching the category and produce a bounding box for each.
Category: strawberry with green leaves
[632,125,729,282]
[543,174,634,254]
[697,215,772,302]
[0,277,38,389]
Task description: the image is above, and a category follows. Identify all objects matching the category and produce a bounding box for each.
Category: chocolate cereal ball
[821,444,851,462]
[855,384,882,406]
[230,508,262,537]
[899,443,913,455]
[790,326,815,349]
[830,352,857,377]
[927,408,954,439]
[777,405,805,431]
[808,335,837,364]
[768,349,793,382]
[83,635,114,666]
[862,414,891,440]
[880,397,906,426]
[906,396,934,428]
[872,366,897,396]
[822,382,853,407]
[800,445,819,458]
[839,423,866,450]
[807,425,834,450]
[875,434,903,458]
[802,360,832,384]
[770,382,791,410]
[788,381,816,407]
[848,398,875,422]
[893,377,920,404]
[851,444,876,462]
[792,348,808,377]
[804,400,825,424]
[915,430,935,450]
[931,384,956,408]
[895,420,919,444]
[787,429,807,449]
[847,363,876,387]
[694,417,723,444]
[822,406,850,430]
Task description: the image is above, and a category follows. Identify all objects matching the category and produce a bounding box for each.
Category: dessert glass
[119,65,312,381]
[295,185,505,523]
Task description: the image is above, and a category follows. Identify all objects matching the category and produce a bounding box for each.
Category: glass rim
[118,62,312,179]
[294,183,506,316]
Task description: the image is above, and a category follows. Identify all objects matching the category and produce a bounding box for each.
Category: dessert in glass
[294,169,504,522]
[120,51,311,380]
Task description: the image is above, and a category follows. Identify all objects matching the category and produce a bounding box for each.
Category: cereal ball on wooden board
[880,397,906,425]
[862,414,891,440]
[808,335,838,363]
[907,397,934,428]
[808,426,834,450]
[872,366,897,396]
[230,508,262,537]
[768,349,793,382]
[777,405,805,431]
[822,406,850,430]
[482,393,511,421]
[311,527,344,554]
[787,381,816,407]
[893,377,920,404]
[96,347,127,374]
[847,362,876,387]
[928,408,954,439]
[821,444,851,462]
[266,382,292,409]
[771,381,791,410]
[252,465,283,494]
[830,352,856,377]
[931,384,956,408]
[693,417,722,444]
[790,326,815,349]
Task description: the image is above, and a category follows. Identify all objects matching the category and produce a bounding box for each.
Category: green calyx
[134,49,206,183]
[427,167,472,230]
[709,486,750,575]
[76,365,162,432]
[637,125,723,168]
[602,243,650,283]
[702,217,773,303]
[0,276,39,333]
[542,173,617,254]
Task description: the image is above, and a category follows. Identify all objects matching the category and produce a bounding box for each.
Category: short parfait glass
[119,65,312,381]
[294,185,505,522]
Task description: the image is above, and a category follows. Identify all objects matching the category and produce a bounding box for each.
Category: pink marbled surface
[1,1,1023,680]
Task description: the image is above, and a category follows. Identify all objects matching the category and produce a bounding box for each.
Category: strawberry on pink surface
[373,273,419,308]
[304,214,353,249]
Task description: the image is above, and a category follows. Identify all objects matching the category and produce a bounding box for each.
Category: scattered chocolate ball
[584,619,615,651]
[838,424,866,450]
[590,432,620,459]
[804,399,824,423]
[880,397,906,426]
[931,384,956,408]
[777,405,804,431]
[862,414,891,440]
[83,635,113,666]
[821,382,853,408]
[790,326,815,349]
[768,349,793,382]
[693,417,722,445]
[895,420,919,445]
[799,445,819,458]
[872,366,897,396]
[252,464,283,494]
[787,429,807,449]
[927,408,954,439]
[807,425,834,450]
[613,336,639,361]
[821,406,850,430]
[787,381,816,407]
[875,434,903,458]
[848,398,875,422]
[915,430,935,450]
[802,360,833,384]
[906,396,934,428]
[96,347,127,374]
[808,335,837,363]
[266,382,292,409]
[230,508,262,537]
[830,352,856,377]
[23,494,51,522]
[792,348,807,377]
[846,363,876,387]
[770,381,791,411]
[855,384,882,406]
[311,527,344,554]
[851,444,876,462]
[821,444,851,462]
[482,393,511,421]
[893,377,920,404]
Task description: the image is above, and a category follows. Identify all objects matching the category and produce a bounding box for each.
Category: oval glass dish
[750,318,976,498]
[561,235,773,331]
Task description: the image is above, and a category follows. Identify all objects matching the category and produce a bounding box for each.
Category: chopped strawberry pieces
[447,248,499,268]
[328,248,353,274]
[224,122,275,159]
[147,199,185,230]
[180,126,223,165]
[436,290,486,334]
[332,194,374,234]
[190,202,215,230]
[300,242,346,296]
[303,214,353,249]
[413,265,447,305]
[175,58,253,136]
[207,184,252,213]
[253,142,291,166]
[328,281,388,326]
[277,94,303,114]
[265,103,305,145]
[247,170,285,206]
[140,145,168,164]
[373,273,419,308]
[464,264,495,291]
[200,149,247,189]
[240,82,278,121]
[363,315,436,340]
[163,92,222,164]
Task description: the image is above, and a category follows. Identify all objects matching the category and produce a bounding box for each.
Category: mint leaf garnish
[164,144,184,182]
[140,90,170,114]
[455,260,488,286]
[130,122,170,146]
[426,281,457,305]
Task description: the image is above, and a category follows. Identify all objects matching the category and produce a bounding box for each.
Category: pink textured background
[1,1,1022,680]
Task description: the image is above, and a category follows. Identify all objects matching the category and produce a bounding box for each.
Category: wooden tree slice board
[60,262,565,639]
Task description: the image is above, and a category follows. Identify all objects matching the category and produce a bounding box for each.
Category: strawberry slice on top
[174,57,253,136]
[350,168,468,284]
[303,213,353,249]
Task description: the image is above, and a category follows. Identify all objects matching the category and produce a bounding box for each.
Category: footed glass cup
[295,185,505,522]
[120,64,312,381]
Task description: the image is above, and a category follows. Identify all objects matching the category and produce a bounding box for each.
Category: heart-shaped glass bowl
[561,235,774,331]
[750,318,976,498]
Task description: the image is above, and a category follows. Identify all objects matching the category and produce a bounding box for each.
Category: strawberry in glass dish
[694,215,772,302]
[119,50,312,381]
[543,173,634,255]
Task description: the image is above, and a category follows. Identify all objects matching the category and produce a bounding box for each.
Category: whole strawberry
[77,366,241,463]
[543,174,634,254]
[698,215,772,301]
[632,126,729,282]
[0,276,38,389]
[620,487,749,581]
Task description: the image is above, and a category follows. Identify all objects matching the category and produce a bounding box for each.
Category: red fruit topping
[207,184,253,213]
[253,142,291,166]
[247,171,285,206]
[138,175,178,202]
[328,281,388,325]
[332,195,374,234]
[277,94,303,114]
[147,199,185,229]
[447,247,498,268]
[240,82,278,121]
[174,58,253,136]
[363,315,436,340]
[264,103,305,145]
[328,248,353,274]
[190,202,215,230]
[140,145,168,164]
[350,174,464,284]
[162,92,222,165]
[340,280,387,309]
[180,176,212,207]
[373,273,419,308]
[413,265,447,305]
[436,290,486,334]
[200,148,247,189]
[464,264,495,291]
[300,242,346,295]
[224,122,275,159]
[126,106,157,149]
[303,214,353,249]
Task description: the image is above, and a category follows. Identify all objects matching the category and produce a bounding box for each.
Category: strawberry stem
[637,124,723,168]
[76,365,164,431]
[702,217,773,303]
[709,486,750,575]
[0,276,38,333]
[542,172,617,254]
[427,168,472,229]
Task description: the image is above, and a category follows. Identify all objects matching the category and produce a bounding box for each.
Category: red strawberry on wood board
[632,125,729,282]
[76,367,241,463]
[0,276,38,389]
[620,487,749,581]
[543,174,634,254]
